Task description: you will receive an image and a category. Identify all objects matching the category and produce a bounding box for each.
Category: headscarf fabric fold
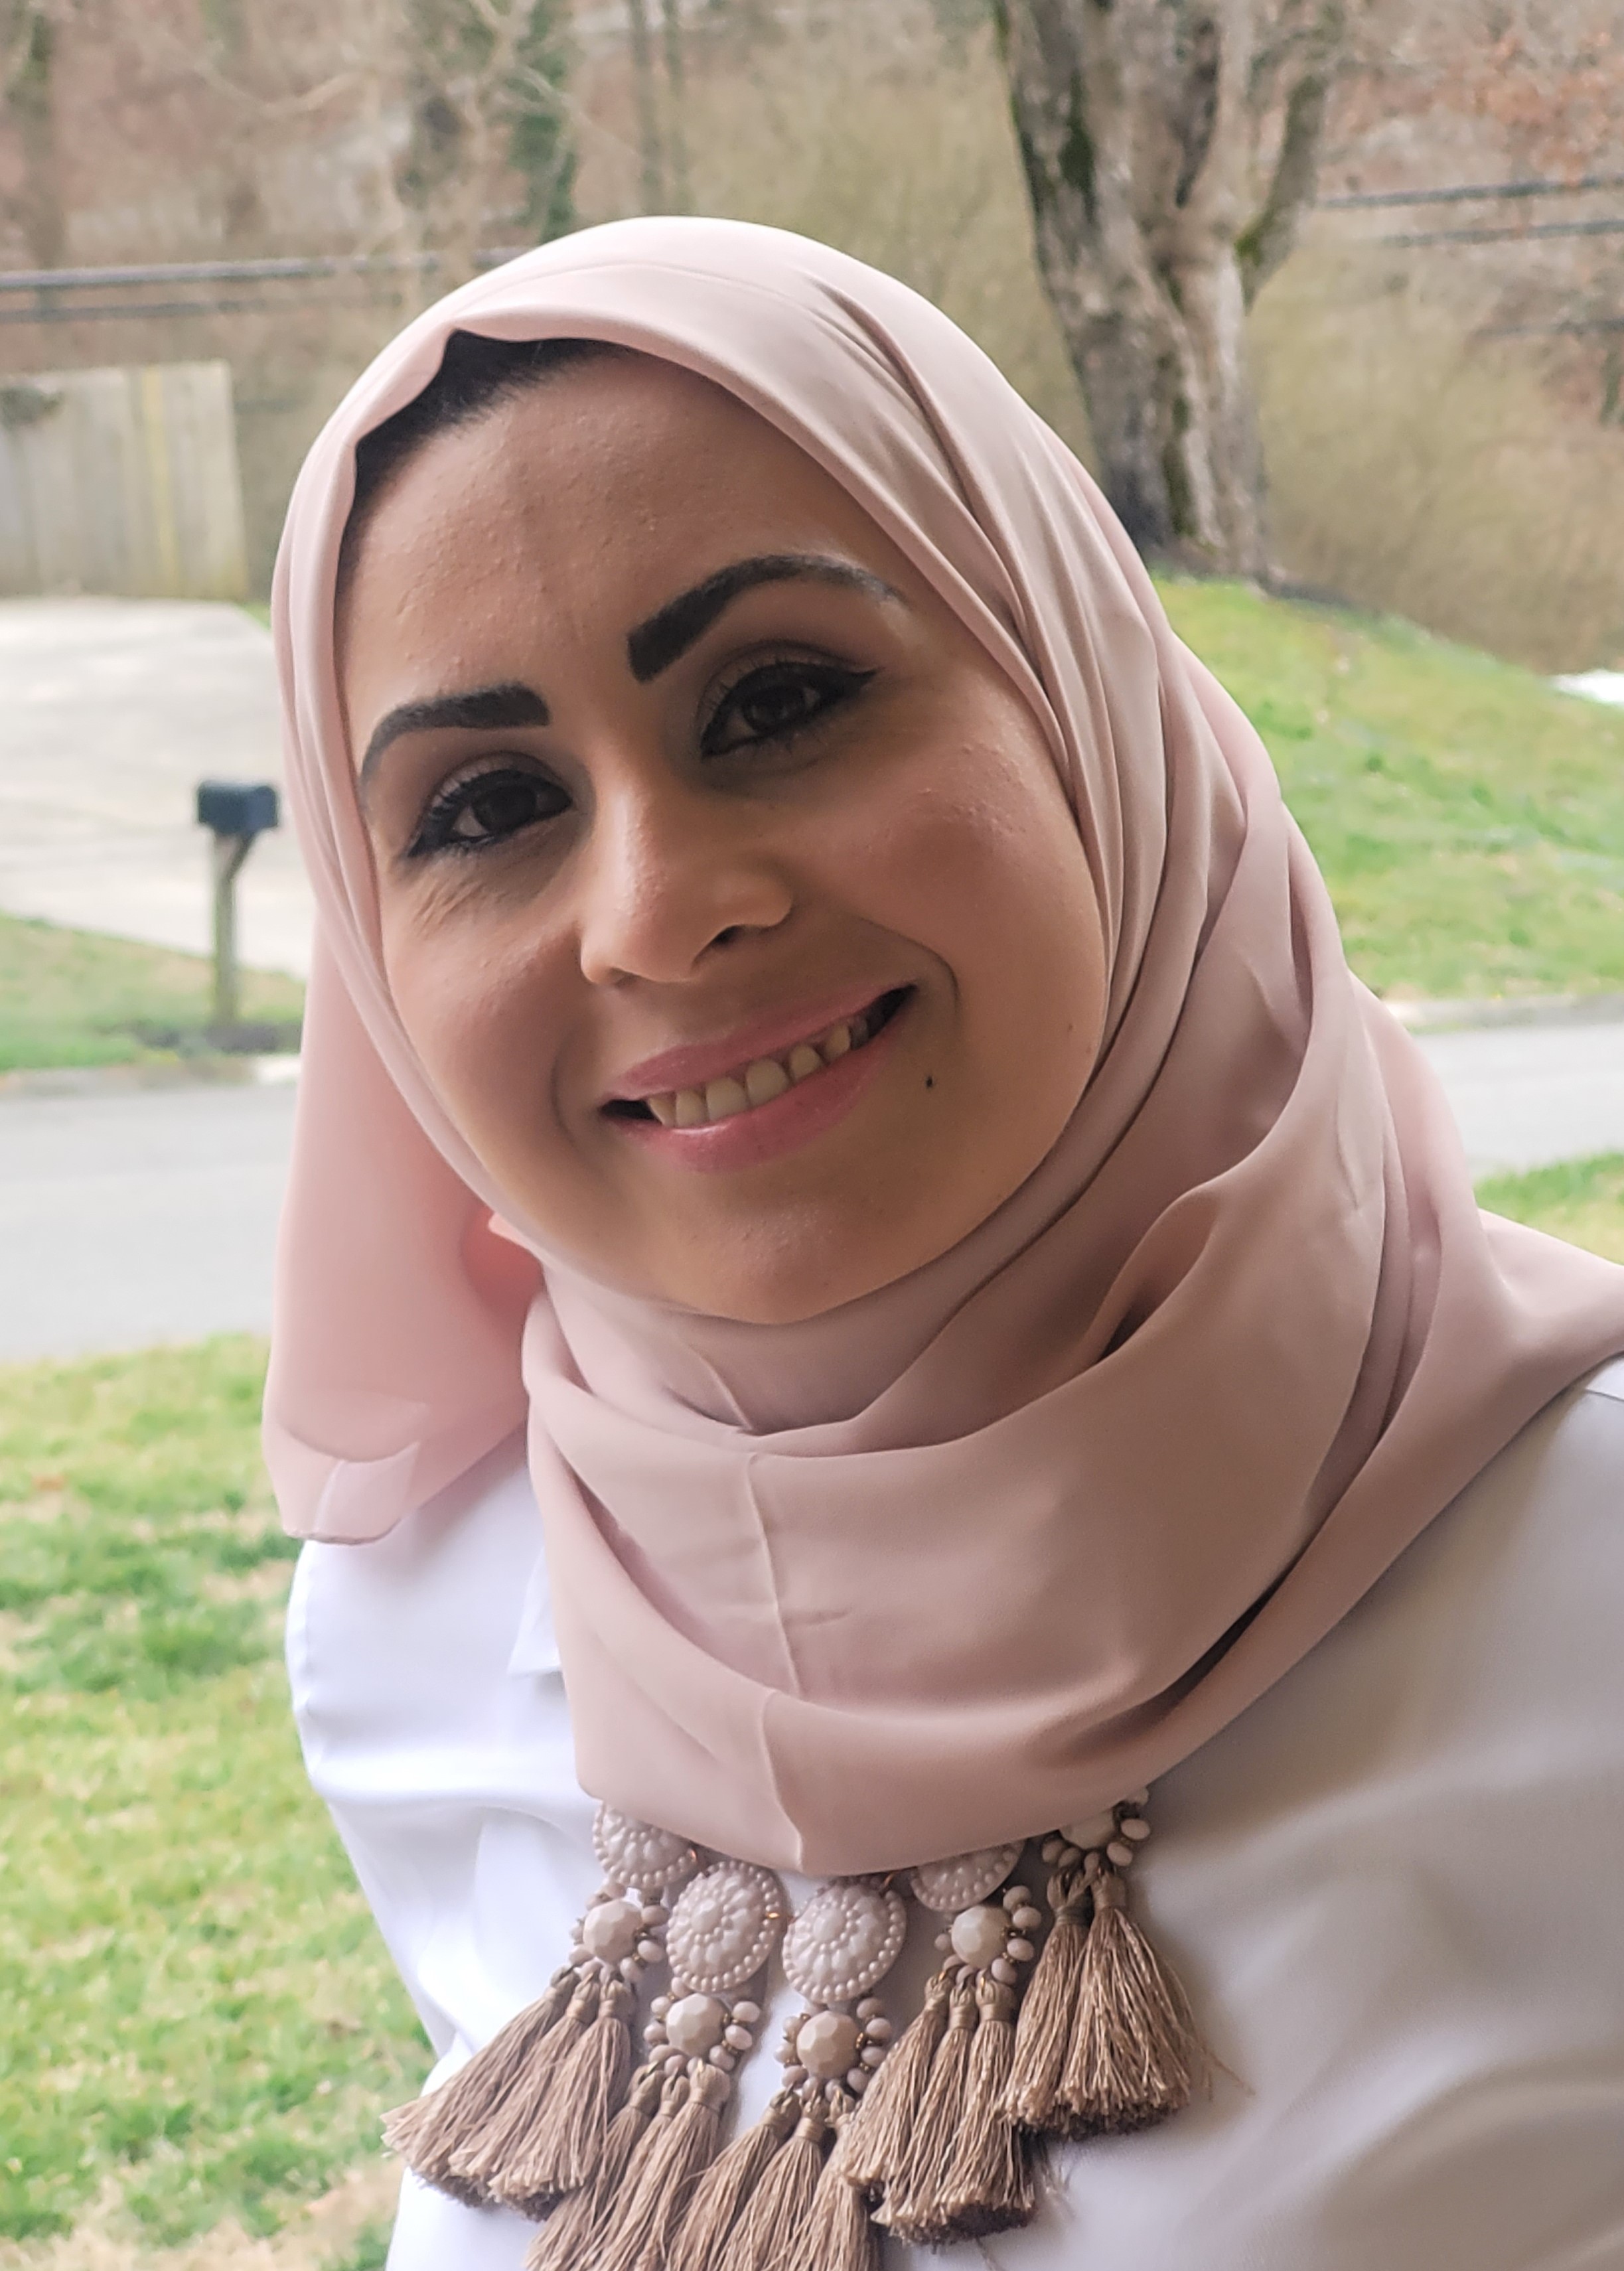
[267,218,1624,1876]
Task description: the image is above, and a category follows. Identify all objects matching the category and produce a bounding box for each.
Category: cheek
[380,901,569,1139]
[842,739,1105,1084]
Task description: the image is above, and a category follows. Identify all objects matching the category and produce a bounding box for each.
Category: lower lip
[605,997,909,1175]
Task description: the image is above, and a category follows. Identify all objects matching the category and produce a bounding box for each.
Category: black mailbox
[196,779,279,838]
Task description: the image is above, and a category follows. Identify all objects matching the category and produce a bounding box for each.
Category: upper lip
[603,984,902,1104]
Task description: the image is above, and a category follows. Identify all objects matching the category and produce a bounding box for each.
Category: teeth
[705,1074,750,1121]
[745,1057,790,1106]
[637,1001,893,1130]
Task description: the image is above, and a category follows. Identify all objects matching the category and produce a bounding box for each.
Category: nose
[575,772,794,988]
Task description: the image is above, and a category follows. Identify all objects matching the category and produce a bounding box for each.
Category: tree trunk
[994,0,1350,577]
[660,0,690,212]
[627,0,666,213]
[5,3,67,269]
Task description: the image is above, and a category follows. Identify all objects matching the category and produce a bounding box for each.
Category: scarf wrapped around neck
[265,216,1624,1877]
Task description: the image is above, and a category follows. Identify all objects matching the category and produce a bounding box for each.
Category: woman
[270,219,1624,2271]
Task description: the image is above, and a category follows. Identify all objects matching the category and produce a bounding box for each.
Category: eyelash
[698,655,876,759]
[404,656,875,860]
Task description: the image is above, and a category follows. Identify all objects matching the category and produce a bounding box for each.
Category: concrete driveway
[0,597,313,975]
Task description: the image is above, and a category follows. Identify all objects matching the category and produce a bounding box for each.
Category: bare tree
[994,0,1357,575]
[627,0,666,210]
[1,0,68,266]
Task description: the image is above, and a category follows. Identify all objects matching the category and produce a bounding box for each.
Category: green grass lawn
[1476,1154,1624,1266]
[4,1154,1623,2258]
[0,1341,424,2261]
[0,916,303,1076]
[1158,579,1624,1001]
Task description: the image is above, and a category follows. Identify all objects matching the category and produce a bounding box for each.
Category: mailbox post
[195,780,279,1040]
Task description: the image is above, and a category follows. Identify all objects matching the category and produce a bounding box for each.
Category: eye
[408,763,570,857]
[700,658,875,759]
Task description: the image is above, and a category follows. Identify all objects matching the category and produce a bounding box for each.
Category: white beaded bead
[650,1996,671,2018]
[1012,1907,1043,1932]
[855,1998,883,2021]
[723,2025,754,2052]
[666,1993,728,2057]
[636,1938,663,1964]
[990,1957,1018,1986]
[582,1898,644,1964]
[865,2017,893,2043]
[950,1905,1009,1969]
[733,2001,762,2025]
[1120,1817,1151,1842]
[1106,1841,1136,1868]
[859,2043,887,2068]
[1006,1937,1035,1963]
[846,2067,869,2092]
[1001,1886,1031,1911]
[796,2010,863,2082]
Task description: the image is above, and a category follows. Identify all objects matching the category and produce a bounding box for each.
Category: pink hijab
[267,218,1624,1877]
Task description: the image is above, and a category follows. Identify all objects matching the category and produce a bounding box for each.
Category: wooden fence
[0,359,248,601]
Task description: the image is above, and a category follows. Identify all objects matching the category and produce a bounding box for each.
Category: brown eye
[409,765,569,857]
[700,660,873,759]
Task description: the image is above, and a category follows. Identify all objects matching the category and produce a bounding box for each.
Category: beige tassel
[792,2155,881,2271]
[383,1968,578,2205]
[1003,1873,1092,2136]
[875,1976,979,2246]
[938,1976,1036,2236]
[523,2062,665,2271]
[494,1976,636,2215]
[1057,1870,1203,2134]
[593,2064,729,2271]
[666,2090,800,2271]
[828,1964,952,2190]
[445,1972,602,2201]
[720,2102,827,2271]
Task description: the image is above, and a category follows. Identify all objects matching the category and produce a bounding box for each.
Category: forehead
[344,354,895,622]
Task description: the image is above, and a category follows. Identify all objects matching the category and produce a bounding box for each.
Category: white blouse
[287,1360,1624,2270]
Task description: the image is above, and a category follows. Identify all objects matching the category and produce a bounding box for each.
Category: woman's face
[339,352,1108,1323]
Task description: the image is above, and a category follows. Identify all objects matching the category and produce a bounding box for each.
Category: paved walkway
[0,597,313,975]
[0,1074,296,1362]
[8,1021,1624,1364]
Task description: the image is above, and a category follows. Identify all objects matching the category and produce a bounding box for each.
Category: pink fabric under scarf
[267,217,1624,1877]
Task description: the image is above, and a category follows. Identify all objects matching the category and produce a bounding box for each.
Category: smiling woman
[336,338,1102,1318]
[267,222,1624,2271]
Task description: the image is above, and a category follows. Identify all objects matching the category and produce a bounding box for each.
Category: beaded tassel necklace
[386,1796,1201,2268]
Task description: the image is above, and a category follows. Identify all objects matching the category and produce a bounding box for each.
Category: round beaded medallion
[909,1843,1022,1913]
[782,1879,908,2006]
[591,1808,698,1892]
[665,1860,786,1994]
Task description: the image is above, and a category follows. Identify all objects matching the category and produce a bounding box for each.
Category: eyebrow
[625,553,902,683]
[358,682,550,788]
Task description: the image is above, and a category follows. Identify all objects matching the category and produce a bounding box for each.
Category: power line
[0,246,530,298]
[1321,173,1624,210]
[1382,216,1624,248]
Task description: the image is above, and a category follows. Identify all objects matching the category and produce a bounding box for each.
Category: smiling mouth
[605,987,913,1130]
